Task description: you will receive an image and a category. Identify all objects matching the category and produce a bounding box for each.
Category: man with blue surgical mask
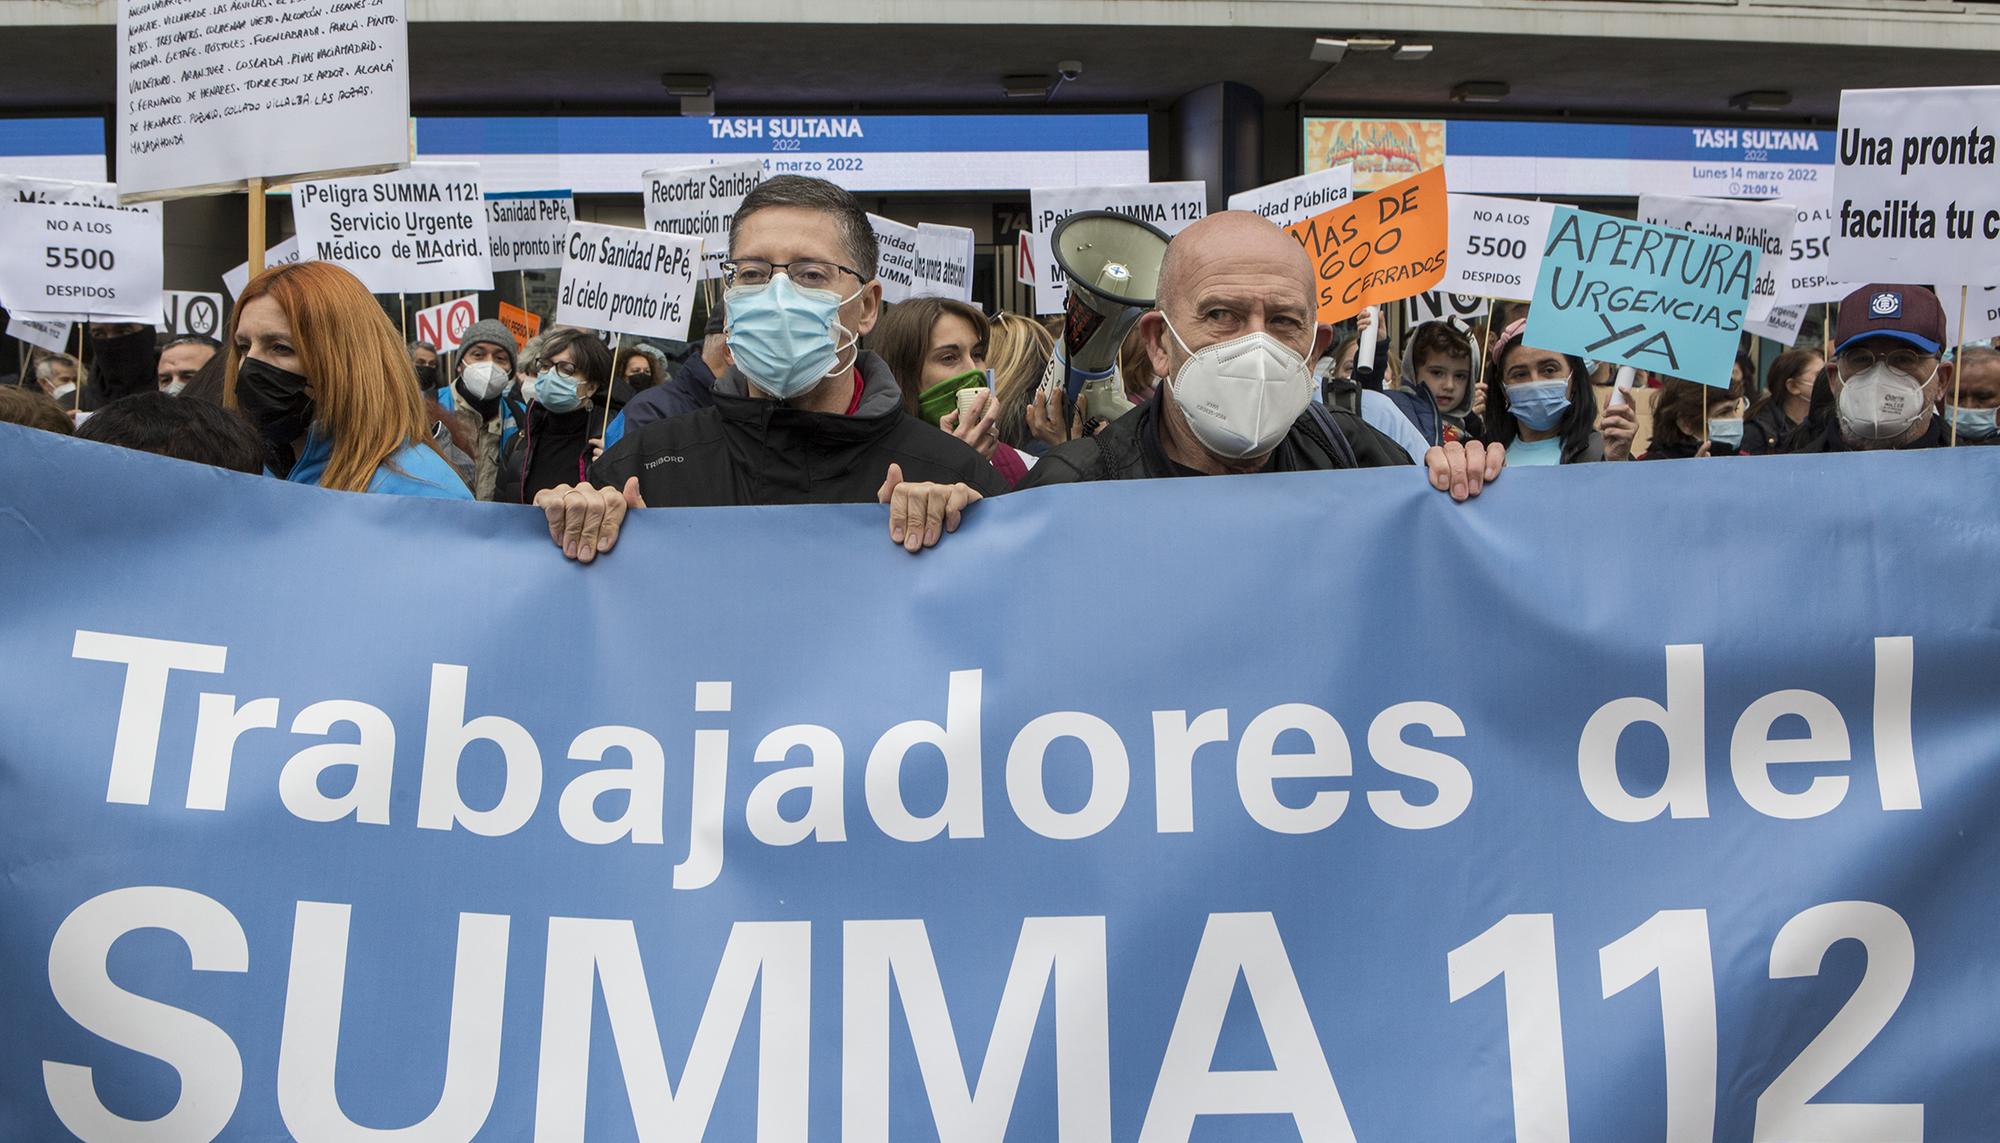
[533,175,1005,562]
[1790,283,1955,453]
[1017,211,1504,496]
[1942,346,1999,446]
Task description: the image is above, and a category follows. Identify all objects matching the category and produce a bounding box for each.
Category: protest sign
[1015,229,1036,286]
[1528,207,1758,387]
[554,222,700,341]
[869,214,919,304]
[1443,193,1555,301]
[643,159,763,280]
[413,295,479,352]
[0,177,163,323]
[1638,194,1796,323]
[2,426,1997,1140]
[5,314,71,354]
[0,199,164,323]
[497,301,541,350]
[114,0,410,201]
[1403,290,1488,328]
[1779,197,1855,306]
[160,290,225,339]
[1287,164,1449,323]
[913,222,974,302]
[1941,285,2000,347]
[1830,85,2000,285]
[223,235,301,299]
[1028,182,1206,314]
[485,190,574,272]
[292,162,495,294]
[1226,165,1354,229]
[1745,303,1807,348]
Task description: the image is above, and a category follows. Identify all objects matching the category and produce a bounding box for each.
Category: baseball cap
[1833,284,1945,356]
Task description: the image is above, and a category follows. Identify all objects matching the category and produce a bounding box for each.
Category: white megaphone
[1038,211,1172,419]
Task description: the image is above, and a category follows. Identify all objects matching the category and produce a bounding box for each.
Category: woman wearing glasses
[497,326,614,504]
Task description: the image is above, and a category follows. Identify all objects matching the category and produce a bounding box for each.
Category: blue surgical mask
[534,368,582,413]
[1948,403,1998,441]
[1507,378,1572,431]
[725,274,859,401]
[1707,417,1745,448]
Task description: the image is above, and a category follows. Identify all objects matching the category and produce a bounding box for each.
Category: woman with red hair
[225,260,471,498]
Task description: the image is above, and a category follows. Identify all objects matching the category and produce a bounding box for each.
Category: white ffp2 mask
[460,361,512,401]
[1164,319,1314,459]
[1837,360,1934,443]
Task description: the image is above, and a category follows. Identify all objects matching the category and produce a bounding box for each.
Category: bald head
[1156,211,1317,317]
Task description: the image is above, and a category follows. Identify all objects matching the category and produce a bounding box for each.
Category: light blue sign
[1526,206,1758,384]
[1,424,1996,1140]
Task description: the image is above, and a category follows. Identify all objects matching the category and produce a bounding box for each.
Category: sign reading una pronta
[1527,206,1757,387]
[485,190,573,272]
[555,222,700,340]
[1226,165,1354,229]
[644,159,763,280]
[115,0,411,201]
[1638,194,1796,323]
[0,199,164,323]
[1831,85,2000,285]
[292,162,495,293]
[1443,194,1555,302]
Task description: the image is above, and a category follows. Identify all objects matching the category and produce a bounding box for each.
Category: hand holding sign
[1286,165,1448,323]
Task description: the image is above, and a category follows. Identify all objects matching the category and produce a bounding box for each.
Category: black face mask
[236,356,315,477]
[414,363,440,390]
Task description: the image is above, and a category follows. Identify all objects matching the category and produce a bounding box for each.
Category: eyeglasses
[1838,346,1933,376]
[720,259,864,291]
[541,360,581,378]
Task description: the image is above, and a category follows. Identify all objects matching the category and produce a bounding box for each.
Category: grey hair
[34,355,78,382]
[728,175,879,281]
[1959,345,2000,371]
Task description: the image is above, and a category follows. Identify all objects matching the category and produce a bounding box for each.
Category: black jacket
[496,403,598,503]
[619,352,718,435]
[591,351,1006,507]
[1020,397,1411,486]
[1788,413,1951,454]
[1741,401,1798,456]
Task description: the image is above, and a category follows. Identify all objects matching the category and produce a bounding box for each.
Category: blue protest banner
[1,423,1996,1141]
[1526,206,1758,386]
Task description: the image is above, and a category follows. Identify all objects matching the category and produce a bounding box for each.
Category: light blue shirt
[288,431,473,499]
[1507,435,1564,467]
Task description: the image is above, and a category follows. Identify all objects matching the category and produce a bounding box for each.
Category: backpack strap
[1302,401,1361,470]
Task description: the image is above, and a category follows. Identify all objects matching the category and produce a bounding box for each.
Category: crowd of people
[5,175,1993,558]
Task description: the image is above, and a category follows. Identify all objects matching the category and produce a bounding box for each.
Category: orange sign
[1286,165,1449,323]
[1303,118,1446,192]
[497,301,541,350]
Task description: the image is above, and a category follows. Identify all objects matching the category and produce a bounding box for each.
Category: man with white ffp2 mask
[1789,283,1954,454]
[532,176,1006,562]
[1018,211,1504,495]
